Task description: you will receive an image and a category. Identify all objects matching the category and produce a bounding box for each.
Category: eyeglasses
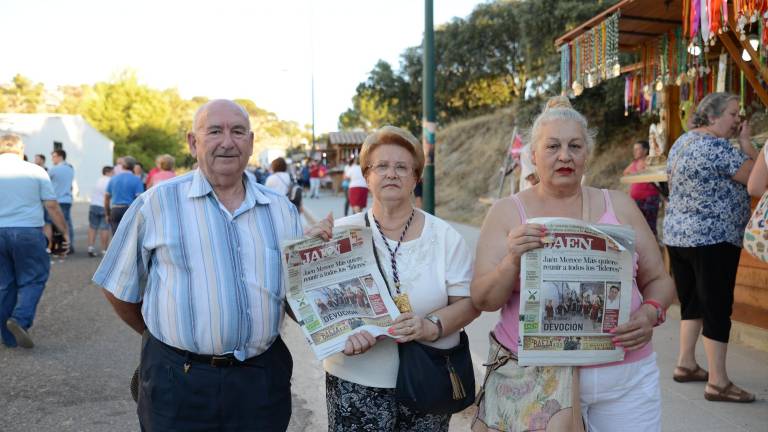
[369,162,413,177]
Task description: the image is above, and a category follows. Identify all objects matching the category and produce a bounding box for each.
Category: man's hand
[304,212,333,241]
[342,330,377,355]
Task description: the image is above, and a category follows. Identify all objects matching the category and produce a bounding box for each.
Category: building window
[53,141,63,151]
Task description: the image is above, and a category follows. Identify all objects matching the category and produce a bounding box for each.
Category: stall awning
[556,0,683,51]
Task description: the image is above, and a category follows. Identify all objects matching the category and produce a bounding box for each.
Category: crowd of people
[0,146,177,349]
[2,94,765,431]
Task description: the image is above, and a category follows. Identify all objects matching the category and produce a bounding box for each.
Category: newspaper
[281,227,401,360]
[517,217,635,366]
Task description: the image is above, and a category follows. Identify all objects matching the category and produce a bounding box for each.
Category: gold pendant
[393,293,412,313]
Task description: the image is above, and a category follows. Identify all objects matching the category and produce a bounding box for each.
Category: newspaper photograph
[281,227,401,360]
[518,217,635,366]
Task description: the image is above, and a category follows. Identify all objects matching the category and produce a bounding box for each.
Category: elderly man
[0,134,69,348]
[93,100,302,431]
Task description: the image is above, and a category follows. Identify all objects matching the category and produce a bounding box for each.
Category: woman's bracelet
[641,299,666,327]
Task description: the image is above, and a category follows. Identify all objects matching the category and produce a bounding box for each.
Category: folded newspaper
[518,217,635,366]
[281,227,401,360]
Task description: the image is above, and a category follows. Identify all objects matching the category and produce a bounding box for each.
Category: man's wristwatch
[425,314,443,342]
[641,300,666,327]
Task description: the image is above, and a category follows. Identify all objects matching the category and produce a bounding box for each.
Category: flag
[509,133,524,160]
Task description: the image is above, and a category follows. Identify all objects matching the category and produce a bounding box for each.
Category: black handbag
[364,212,476,414]
[395,331,476,414]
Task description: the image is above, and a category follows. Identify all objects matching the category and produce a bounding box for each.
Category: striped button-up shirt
[93,169,302,359]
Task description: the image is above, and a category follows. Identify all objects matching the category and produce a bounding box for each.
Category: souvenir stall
[556,0,768,346]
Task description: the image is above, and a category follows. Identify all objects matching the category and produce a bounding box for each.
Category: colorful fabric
[473,332,574,432]
[326,373,450,432]
[92,169,303,360]
[743,191,768,262]
[664,131,750,247]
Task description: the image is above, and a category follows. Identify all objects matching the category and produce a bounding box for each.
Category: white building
[0,113,114,202]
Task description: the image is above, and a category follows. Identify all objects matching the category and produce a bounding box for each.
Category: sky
[1,0,486,135]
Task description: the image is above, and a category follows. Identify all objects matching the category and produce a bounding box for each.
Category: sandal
[673,365,709,383]
[705,382,756,403]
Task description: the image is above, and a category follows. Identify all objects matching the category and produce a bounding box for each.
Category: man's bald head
[192,100,251,132]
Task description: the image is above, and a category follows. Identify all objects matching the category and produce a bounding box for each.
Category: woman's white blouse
[322,208,473,388]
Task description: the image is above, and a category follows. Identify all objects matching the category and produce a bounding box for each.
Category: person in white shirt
[346,157,369,213]
[264,157,292,195]
[87,166,114,256]
[310,125,479,431]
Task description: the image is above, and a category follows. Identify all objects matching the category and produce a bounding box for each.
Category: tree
[76,71,190,168]
[338,0,618,133]
[0,74,45,113]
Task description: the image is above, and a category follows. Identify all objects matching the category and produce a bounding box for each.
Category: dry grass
[435,108,517,226]
[434,107,676,226]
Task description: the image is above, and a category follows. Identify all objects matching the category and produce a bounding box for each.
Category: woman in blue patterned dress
[664,92,757,403]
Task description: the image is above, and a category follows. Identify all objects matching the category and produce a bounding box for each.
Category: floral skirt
[326,373,450,432]
[472,333,575,432]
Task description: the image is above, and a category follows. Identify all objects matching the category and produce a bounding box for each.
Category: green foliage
[0,74,45,113]
[2,72,310,169]
[339,0,618,133]
[69,71,194,169]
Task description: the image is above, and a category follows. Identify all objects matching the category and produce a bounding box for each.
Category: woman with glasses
[311,125,480,431]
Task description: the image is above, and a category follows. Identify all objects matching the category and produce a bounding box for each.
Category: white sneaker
[87,246,98,257]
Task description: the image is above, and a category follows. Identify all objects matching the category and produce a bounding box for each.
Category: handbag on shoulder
[395,331,476,415]
[743,191,768,262]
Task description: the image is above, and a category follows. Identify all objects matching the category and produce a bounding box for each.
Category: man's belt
[152,333,269,368]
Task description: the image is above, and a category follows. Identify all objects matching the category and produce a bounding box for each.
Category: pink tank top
[493,189,653,368]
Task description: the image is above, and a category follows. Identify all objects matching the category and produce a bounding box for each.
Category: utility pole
[422,0,436,214]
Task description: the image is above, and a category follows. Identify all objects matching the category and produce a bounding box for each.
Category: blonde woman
[472,97,674,432]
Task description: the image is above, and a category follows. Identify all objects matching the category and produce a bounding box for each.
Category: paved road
[1,197,767,431]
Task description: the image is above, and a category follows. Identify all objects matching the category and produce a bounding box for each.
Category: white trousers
[309,178,321,197]
[580,352,661,432]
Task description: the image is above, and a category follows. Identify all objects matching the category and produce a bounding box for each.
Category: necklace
[373,208,415,293]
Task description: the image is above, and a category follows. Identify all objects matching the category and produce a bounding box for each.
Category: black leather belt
[153,335,250,368]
